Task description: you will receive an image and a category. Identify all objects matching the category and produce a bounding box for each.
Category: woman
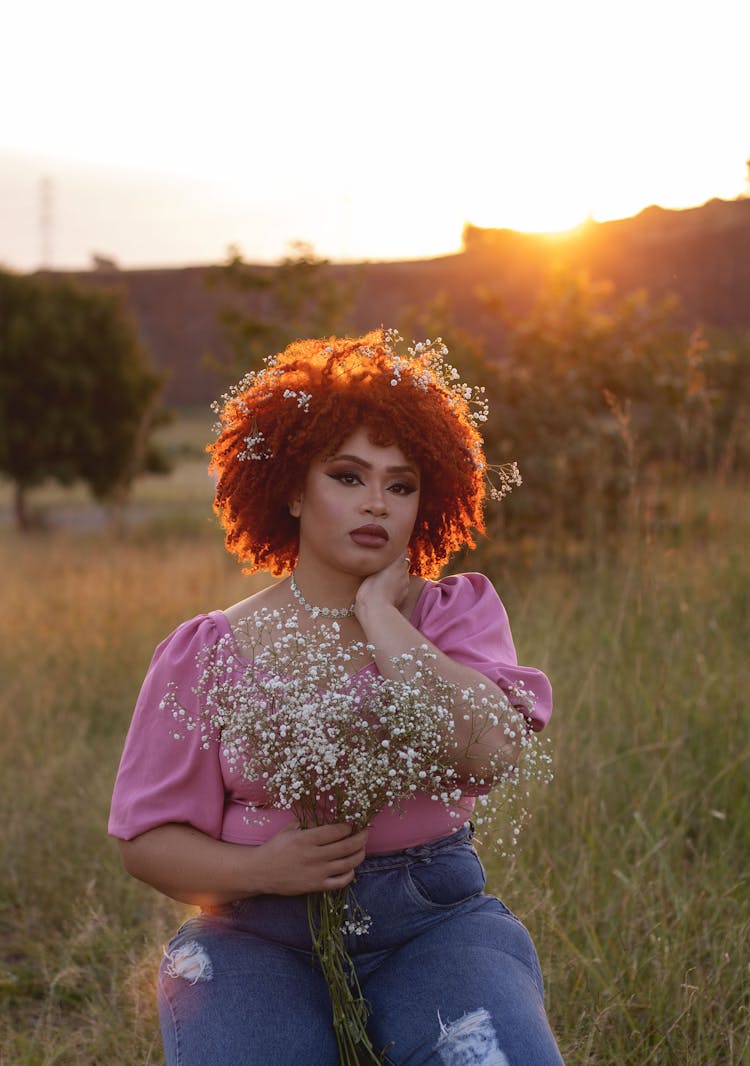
[109,330,564,1065]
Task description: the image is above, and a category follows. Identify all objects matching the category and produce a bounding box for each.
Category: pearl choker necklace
[290,573,356,619]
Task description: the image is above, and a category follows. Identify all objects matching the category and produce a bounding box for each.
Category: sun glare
[456,140,745,240]
[1,1,747,269]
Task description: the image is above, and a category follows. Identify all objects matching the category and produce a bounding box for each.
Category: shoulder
[220,580,290,656]
[412,572,504,628]
[221,579,287,629]
[413,573,553,729]
[411,572,513,656]
[413,570,518,656]
[146,611,231,680]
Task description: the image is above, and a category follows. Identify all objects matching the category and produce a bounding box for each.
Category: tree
[0,270,169,530]
[478,268,731,544]
[205,241,359,380]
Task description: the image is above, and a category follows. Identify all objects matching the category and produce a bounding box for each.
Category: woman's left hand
[355,552,410,615]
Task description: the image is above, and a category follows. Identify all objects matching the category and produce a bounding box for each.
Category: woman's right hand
[258,821,369,895]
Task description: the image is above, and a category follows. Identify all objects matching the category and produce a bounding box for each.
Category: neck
[290,561,361,609]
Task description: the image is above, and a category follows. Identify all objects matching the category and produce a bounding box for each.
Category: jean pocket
[404,846,486,909]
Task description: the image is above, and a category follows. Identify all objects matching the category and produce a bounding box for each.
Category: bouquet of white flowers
[161,609,551,1065]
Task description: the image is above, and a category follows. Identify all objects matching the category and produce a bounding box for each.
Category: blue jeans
[158,824,564,1065]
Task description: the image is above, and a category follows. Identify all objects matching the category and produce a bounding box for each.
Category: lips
[349,524,389,548]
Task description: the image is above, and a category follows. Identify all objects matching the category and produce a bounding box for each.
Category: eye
[329,471,362,486]
[388,481,418,496]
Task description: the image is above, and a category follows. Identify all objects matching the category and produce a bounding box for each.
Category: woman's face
[290,426,420,577]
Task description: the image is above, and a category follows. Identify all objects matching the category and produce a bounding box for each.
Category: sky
[1,0,748,272]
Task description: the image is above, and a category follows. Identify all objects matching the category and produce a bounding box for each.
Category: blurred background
[1,2,748,1063]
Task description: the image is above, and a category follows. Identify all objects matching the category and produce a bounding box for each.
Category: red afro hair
[207,329,489,578]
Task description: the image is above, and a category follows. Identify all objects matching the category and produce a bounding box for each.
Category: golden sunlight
[1,0,747,269]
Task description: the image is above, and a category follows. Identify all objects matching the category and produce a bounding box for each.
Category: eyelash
[329,472,417,495]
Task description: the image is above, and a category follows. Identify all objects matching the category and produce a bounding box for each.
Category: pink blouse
[108,573,552,853]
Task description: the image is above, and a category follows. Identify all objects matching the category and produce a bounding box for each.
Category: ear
[288,492,302,518]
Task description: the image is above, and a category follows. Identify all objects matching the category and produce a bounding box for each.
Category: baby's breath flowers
[161,611,552,1065]
[237,421,271,462]
[210,330,492,438]
[380,330,489,427]
[211,329,522,503]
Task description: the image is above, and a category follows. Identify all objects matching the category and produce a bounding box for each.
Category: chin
[345,552,398,576]
[345,559,386,577]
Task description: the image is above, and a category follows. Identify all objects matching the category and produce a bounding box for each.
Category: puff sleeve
[108,614,226,841]
[413,572,553,730]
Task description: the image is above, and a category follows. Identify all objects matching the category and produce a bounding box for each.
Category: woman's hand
[258,822,369,895]
[354,552,410,617]
[118,821,369,906]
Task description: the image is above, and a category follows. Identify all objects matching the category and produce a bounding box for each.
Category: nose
[362,485,388,517]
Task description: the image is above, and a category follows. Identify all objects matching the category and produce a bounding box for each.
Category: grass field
[0,453,747,1064]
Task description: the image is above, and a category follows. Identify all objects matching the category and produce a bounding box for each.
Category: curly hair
[207,329,489,578]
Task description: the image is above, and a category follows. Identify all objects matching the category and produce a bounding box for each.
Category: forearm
[356,600,522,776]
[118,820,369,907]
[118,824,265,907]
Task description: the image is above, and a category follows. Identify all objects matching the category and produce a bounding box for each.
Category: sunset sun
[1,0,747,268]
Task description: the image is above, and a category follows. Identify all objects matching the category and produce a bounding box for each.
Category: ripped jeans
[158,824,565,1065]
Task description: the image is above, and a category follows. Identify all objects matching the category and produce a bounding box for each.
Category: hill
[58,197,750,407]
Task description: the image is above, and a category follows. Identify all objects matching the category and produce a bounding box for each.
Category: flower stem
[307,890,385,1065]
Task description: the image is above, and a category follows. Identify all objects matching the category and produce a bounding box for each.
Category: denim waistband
[358,821,473,872]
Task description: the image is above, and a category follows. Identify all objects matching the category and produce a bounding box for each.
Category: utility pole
[40,176,53,269]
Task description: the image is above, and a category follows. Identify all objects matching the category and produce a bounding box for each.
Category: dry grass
[0,480,747,1064]
[480,509,749,1064]
[0,530,266,1065]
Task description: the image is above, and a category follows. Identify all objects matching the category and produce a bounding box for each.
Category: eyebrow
[328,453,419,476]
